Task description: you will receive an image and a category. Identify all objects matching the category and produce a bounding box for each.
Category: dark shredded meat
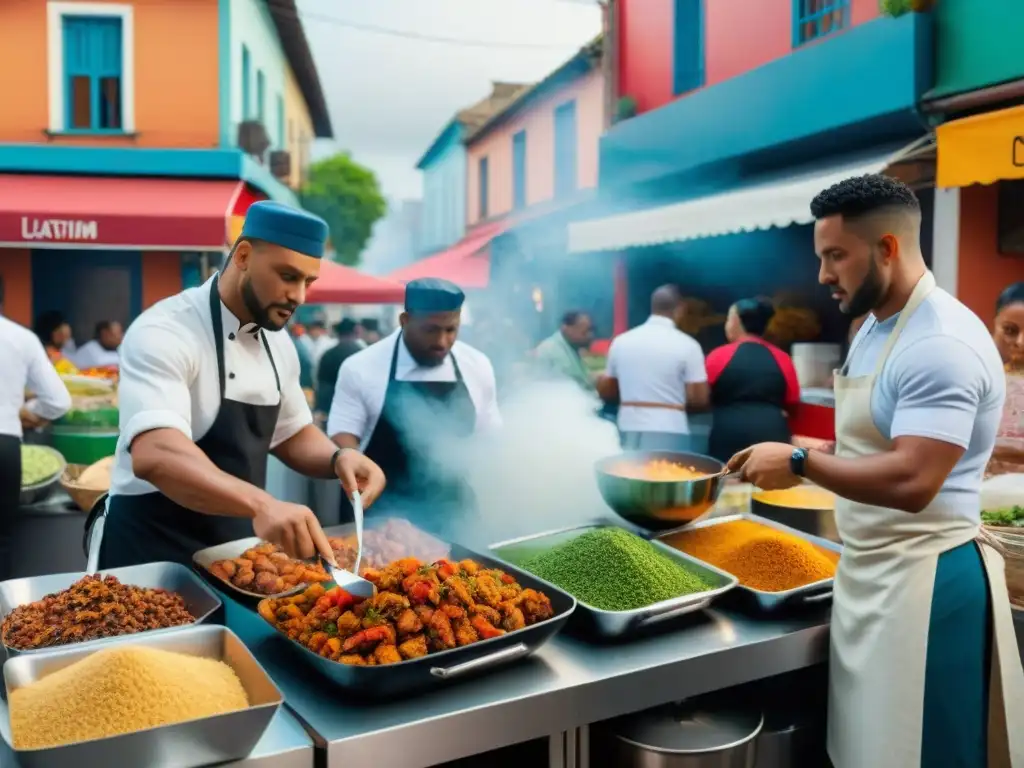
[1,575,195,651]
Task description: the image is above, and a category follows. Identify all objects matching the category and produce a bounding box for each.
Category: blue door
[31,250,142,344]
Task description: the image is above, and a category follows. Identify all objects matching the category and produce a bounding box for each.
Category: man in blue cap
[326,278,501,534]
[90,201,386,569]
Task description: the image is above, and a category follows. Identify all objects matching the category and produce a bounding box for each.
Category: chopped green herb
[325,622,337,636]
[982,506,1024,528]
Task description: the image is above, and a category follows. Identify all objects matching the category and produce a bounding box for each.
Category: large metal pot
[610,702,763,768]
[750,483,840,544]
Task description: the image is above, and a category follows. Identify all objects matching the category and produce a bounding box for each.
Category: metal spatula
[319,491,374,600]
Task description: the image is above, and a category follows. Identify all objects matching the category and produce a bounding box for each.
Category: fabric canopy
[305,260,405,304]
[388,222,505,289]
[567,144,918,253]
[936,104,1024,188]
[0,175,243,249]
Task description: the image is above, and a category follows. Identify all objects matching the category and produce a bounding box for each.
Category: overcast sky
[299,0,603,201]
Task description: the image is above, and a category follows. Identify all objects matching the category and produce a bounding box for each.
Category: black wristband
[329,448,344,478]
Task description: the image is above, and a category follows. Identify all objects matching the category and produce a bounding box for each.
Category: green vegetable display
[20,446,63,488]
[981,506,1024,528]
[519,528,713,611]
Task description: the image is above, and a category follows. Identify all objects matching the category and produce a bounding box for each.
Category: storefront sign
[1013,136,1024,168]
[937,104,1024,188]
[19,217,98,242]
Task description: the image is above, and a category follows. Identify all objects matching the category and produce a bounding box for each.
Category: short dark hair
[996,282,1024,313]
[34,310,67,345]
[561,310,588,327]
[360,318,379,332]
[733,297,776,337]
[810,174,920,221]
[94,320,114,337]
[335,318,357,335]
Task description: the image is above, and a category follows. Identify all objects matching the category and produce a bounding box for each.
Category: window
[241,45,251,119]
[512,130,527,210]
[256,70,265,123]
[62,16,123,131]
[276,95,285,148]
[673,0,705,95]
[554,100,578,197]
[478,156,490,220]
[793,0,849,46]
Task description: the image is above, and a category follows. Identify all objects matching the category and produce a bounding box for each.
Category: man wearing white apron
[730,175,1024,767]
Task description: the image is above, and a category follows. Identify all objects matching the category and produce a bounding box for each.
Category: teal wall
[929,0,1024,99]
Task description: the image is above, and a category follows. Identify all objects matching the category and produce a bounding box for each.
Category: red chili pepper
[500,573,516,585]
[333,590,356,610]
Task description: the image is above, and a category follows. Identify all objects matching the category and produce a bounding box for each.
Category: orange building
[0,0,331,334]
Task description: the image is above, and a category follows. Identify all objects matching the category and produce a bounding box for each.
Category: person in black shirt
[316,319,364,415]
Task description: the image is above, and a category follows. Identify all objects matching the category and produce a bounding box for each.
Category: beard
[242,277,295,331]
[843,258,885,317]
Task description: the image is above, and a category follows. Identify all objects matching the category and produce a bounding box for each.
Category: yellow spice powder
[10,645,250,750]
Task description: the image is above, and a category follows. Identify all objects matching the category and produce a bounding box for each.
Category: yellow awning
[228,215,245,243]
[936,104,1024,188]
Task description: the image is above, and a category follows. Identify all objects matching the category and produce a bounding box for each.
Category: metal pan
[657,514,842,612]
[489,524,738,639]
[258,542,576,699]
[0,562,223,659]
[192,536,330,602]
[0,625,282,768]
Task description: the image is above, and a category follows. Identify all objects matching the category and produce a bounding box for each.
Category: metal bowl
[751,483,840,544]
[595,450,728,532]
[18,446,67,507]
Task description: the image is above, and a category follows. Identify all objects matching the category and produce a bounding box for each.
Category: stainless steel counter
[0,708,314,767]
[227,597,829,768]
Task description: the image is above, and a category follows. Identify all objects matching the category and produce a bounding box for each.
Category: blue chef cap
[405,278,465,313]
[240,201,329,258]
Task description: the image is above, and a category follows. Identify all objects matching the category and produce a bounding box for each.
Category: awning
[305,261,405,304]
[568,144,921,253]
[388,222,506,289]
[0,175,244,250]
[936,104,1024,188]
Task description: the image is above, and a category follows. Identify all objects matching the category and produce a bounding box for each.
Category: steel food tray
[0,624,282,768]
[489,524,739,639]
[258,542,576,699]
[657,513,842,612]
[193,536,328,602]
[0,562,223,659]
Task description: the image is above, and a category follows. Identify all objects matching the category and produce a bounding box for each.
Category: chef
[91,201,386,569]
[729,175,1024,767]
[326,278,500,531]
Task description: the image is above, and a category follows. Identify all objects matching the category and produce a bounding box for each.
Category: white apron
[826,271,1024,768]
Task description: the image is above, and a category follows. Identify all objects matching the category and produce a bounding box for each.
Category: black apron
[0,434,21,582]
[92,275,282,569]
[350,333,477,535]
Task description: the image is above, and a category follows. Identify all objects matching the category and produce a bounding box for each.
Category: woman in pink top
[988,282,1024,476]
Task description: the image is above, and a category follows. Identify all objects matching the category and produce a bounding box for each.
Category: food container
[18,446,66,507]
[658,515,841,612]
[609,701,763,768]
[258,542,576,699]
[59,457,113,513]
[0,562,223,659]
[193,536,323,602]
[750,483,840,544]
[490,524,737,639]
[0,625,282,768]
[596,450,729,532]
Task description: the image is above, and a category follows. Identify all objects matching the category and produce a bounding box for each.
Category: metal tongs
[320,490,375,600]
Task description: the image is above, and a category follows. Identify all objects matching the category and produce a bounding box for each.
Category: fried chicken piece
[339,654,367,666]
[428,610,457,650]
[342,624,396,653]
[336,610,362,637]
[474,573,502,608]
[370,591,410,618]
[398,634,429,660]
[395,608,423,637]
[440,603,465,620]
[414,604,435,624]
[458,559,479,576]
[252,555,277,574]
[444,576,475,608]
[518,589,554,622]
[374,644,403,666]
[501,606,526,632]
[210,561,236,581]
[234,569,256,588]
[470,614,506,640]
[471,604,502,625]
[453,617,479,646]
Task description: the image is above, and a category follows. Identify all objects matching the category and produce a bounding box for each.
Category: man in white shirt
[0,276,72,580]
[328,278,500,532]
[598,285,710,451]
[93,201,386,569]
[73,320,123,369]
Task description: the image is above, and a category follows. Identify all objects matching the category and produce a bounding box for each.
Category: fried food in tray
[258,556,554,666]
[1,574,195,652]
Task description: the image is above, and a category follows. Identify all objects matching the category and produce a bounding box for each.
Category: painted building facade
[0,0,331,331]
[571,1,935,345]
[927,0,1024,326]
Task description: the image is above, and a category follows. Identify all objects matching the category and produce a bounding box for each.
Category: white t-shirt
[326,330,501,449]
[111,276,313,497]
[845,286,1004,518]
[73,339,120,369]
[606,315,708,434]
[0,315,71,438]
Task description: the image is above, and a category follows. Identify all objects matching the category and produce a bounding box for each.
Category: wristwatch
[790,447,808,477]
